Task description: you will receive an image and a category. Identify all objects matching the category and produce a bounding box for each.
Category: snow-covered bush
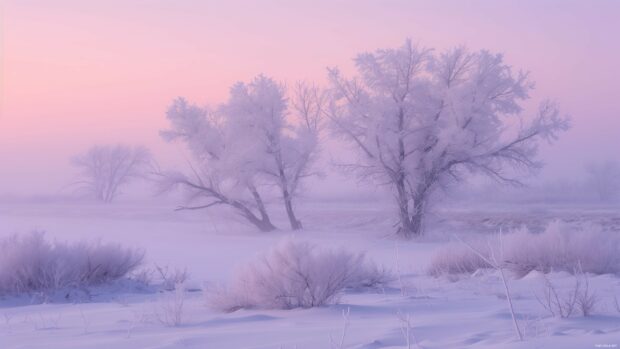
[0,231,144,295]
[427,240,490,277]
[502,222,620,277]
[209,240,389,311]
[429,221,620,278]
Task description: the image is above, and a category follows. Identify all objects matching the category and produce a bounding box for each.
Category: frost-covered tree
[327,40,569,237]
[159,76,322,231]
[71,145,151,203]
[223,77,324,230]
[159,98,277,232]
[585,161,620,202]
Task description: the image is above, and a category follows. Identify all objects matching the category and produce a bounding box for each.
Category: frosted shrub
[155,265,189,291]
[0,231,144,295]
[502,222,620,277]
[209,240,389,311]
[429,221,620,278]
[347,258,391,290]
[428,241,490,277]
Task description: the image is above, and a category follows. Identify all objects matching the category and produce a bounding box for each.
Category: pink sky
[1,0,619,195]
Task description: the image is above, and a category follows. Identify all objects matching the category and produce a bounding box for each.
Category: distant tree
[71,145,151,203]
[327,40,570,237]
[159,76,322,231]
[585,161,620,202]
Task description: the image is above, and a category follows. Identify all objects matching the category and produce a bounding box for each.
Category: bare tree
[327,40,569,237]
[71,145,151,203]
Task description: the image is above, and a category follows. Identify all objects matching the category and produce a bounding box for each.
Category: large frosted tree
[160,76,322,231]
[327,40,569,237]
[160,97,278,232]
[222,77,323,230]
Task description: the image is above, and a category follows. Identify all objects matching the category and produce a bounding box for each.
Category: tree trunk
[247,185,277,232]
[409,191,427,237]
[395,177,414,238]
[394,179,428,238]
[231,201,276,233]
[283,191,302,230]
[395,104,416,237]
[275,155,302,230]
[409,202,424,237]
[245,212,277,232]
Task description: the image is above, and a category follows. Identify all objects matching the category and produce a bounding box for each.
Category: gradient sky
[1,0,619,195]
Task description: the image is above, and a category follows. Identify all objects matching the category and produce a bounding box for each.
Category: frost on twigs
[70,144,151,203]
[327,40,569,237]
[428,221,620,278]
[208,240,390,311]
[158,78,324,231]
[535,265,599,318]
[0,231,144,297]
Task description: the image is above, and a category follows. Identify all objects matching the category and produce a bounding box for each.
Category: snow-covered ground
[1,200,619,349]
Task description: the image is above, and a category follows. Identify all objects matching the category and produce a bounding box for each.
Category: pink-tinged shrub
[0,231,144,295]
[428,221,620,278]
[427,240,490,277]
[209,240,389,311]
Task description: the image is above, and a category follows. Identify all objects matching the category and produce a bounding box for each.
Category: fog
[2,3,620,348]
[1,0,619,200]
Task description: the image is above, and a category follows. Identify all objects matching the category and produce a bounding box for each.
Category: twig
[329,307,350,349]
[454,230,523,341]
